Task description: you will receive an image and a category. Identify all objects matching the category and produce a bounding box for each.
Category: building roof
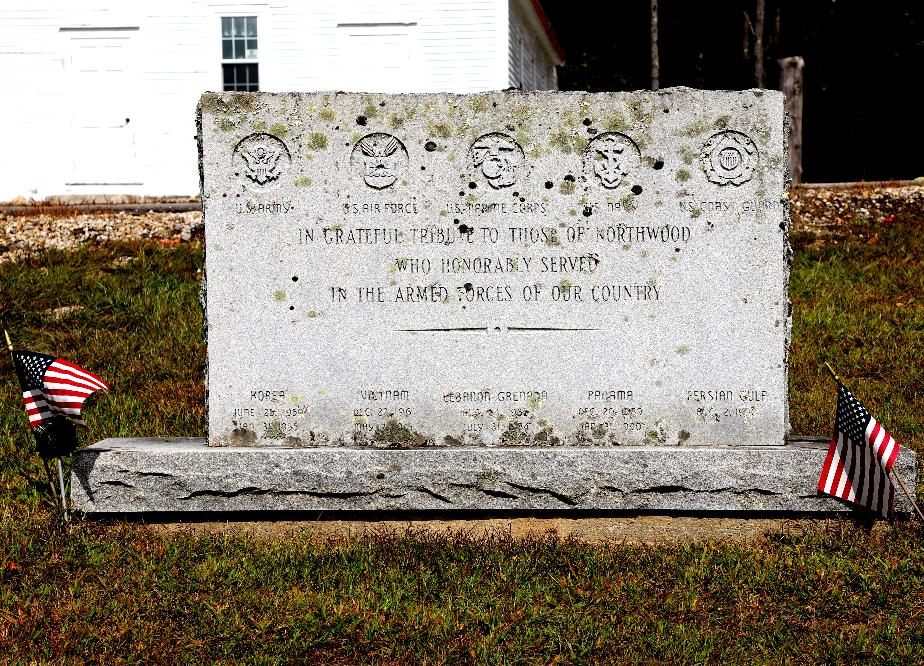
[524,0,566,63]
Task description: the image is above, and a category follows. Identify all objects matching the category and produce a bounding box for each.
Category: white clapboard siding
[508,0,557,90]
[0,0,560,200]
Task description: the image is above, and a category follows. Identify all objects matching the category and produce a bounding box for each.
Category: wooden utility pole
[754,0,765,87]
[779,56,804,185]
[650,0,660,90]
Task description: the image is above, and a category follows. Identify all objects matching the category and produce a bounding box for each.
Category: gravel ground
[0,210,202,262]
[1,184,921,262]
[791,183,924,242]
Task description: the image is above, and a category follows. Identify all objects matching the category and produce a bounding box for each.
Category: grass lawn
[0,209,922,663]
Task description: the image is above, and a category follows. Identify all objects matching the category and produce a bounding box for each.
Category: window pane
[223,64,259,91]
[246,63,259,91]
[221,17,258,60]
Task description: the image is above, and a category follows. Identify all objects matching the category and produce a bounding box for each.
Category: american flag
[818,383,899,518]
[12,351,109,428]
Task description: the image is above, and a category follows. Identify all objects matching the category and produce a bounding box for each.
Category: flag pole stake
[56,458,69,522]
[891,469,924,523]
[42,459,59,504]
[824,361,923,522]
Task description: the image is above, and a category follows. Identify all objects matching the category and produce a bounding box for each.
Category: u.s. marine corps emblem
[351,133,408,189]
[583,132,641,189]
[702,130,758,186]
[233,133,291,189]
[469,133,524,189]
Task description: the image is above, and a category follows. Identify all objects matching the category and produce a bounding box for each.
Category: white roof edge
[513,0,565,66]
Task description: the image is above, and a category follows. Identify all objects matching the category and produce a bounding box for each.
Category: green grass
[789,219,924,442]
[0,219,923,663]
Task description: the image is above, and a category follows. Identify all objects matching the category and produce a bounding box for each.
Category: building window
[221,16,258,91]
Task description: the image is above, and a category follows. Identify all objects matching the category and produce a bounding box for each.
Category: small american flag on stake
[818,382,899,518]
[13,351,109,428]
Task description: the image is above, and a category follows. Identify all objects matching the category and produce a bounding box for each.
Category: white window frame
[211,8,270,92]
[220,15,260,91]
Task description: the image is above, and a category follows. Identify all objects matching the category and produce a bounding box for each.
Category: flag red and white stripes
[818,383,899,518]
[13,352,109,428]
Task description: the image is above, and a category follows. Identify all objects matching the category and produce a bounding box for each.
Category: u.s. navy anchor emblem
[584,132,641,189]
[702,130,758,186]
[351,133,408,189]
[233,133,291,189]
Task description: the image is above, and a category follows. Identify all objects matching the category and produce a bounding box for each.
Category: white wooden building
[0,0,563,201]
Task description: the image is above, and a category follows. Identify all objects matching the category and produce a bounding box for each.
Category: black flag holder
[5,330,71,521]
[823,361,924,523]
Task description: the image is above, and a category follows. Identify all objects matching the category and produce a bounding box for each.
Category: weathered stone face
[198,88,790,449]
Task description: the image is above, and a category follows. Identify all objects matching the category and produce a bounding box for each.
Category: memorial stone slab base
[71,438,919,515]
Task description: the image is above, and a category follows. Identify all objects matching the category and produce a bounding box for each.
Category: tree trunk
[742,11,750,59]
[754,0,765,87]
[779,56,804,185]
[650,0,660,90]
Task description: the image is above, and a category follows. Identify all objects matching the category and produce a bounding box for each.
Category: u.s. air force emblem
[351,133,408,189]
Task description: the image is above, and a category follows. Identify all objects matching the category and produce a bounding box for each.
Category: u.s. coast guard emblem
[701,130,758,186]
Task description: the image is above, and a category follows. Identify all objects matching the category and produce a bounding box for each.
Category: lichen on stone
[678,146,698,165]
[603,110,628,132]
[373,418,425,448]
[682,118,712,137]
[431,122,452,138]
[306,132,328,150]
[264,421,287,439]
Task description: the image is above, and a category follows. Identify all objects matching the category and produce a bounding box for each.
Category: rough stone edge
[781,89,794,437]
[195,97,210,430]
[71,438,919,515]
